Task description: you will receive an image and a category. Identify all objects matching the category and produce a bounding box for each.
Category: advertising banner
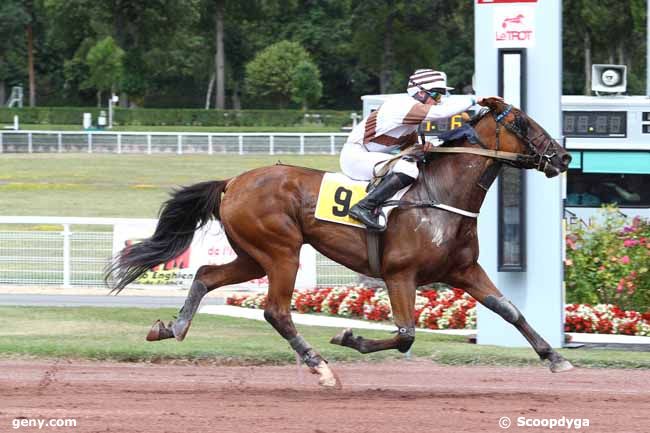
[112,220,317,291]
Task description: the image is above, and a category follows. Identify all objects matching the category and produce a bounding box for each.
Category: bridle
[492,105,559,172]
[426,105,560,173]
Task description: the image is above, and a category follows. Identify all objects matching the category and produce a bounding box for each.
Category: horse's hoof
[550,359,574,373]
[330,328,353,346]
[312,361,342,389]
[146,320,174,341]
[171,318,191,342]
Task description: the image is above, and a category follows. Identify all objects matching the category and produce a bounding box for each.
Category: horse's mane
[467,107,492,127]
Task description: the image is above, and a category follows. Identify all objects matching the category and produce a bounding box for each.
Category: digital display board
[562,111,627,138]
[419,114,466,136]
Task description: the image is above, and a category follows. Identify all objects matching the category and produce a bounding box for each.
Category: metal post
[62,224,71,288]
[88,133,92,153]
[0,133,3,153]
[238,135,244,155]
[299,135,305,155]
[208,135,213,155]
[269,135,274,155]
[147,134,152,154]
[28,132,33,153]
[57,132,62,153]
[109,99,113,129]
[117,133,122,154]
[177,135,183,155]
[330,135,336,155]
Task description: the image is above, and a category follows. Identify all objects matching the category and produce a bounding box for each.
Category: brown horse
[106,98,573,387]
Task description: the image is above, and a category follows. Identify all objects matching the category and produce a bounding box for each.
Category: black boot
[348,172,415,230]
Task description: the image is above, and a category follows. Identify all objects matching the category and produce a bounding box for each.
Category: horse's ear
[477,97,504,111]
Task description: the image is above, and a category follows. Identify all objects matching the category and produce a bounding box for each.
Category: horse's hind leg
[448,264,573,373]
[146,253,264,342]
[331,273,417,354]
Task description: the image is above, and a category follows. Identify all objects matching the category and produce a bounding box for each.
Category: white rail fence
[0,131,349,155]
[0,216,358,289]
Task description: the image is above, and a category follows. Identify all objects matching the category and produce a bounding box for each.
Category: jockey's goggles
[413,83,444,102]
[424,89,443,102]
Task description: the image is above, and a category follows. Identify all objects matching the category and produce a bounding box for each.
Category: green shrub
[0,107,354,128]
[565,206,650,312]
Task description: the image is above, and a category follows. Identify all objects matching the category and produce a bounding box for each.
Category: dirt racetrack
[1,359,648,433]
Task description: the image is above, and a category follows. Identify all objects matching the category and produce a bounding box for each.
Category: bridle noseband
[492,105,558,172]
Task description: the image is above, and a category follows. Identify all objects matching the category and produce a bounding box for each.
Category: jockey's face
[414,89,443,105]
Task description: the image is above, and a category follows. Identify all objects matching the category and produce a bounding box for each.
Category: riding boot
[348,172,415,230]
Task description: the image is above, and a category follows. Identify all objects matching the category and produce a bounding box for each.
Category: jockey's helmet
[407,69,454,98]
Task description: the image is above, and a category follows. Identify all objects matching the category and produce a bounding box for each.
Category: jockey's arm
[423,95,476,121]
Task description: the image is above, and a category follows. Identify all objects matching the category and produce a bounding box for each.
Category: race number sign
[315,173,368,228]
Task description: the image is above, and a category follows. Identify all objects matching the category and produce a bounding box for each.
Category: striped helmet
[407,69,454,96]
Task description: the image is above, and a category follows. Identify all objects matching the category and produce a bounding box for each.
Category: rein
[426,105,542,169]
[378,105,555,220]
[425,146,533,164]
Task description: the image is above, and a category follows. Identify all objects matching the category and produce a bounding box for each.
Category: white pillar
[474,0,564,348]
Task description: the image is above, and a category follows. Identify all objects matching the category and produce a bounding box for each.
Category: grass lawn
[0,154,339,218]
[0,306,647,369]
[13,124,344,133]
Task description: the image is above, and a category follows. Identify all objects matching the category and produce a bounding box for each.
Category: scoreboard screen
[419,113,467,136]
[563,111,627,138]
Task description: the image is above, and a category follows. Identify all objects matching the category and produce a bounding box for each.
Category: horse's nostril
[561,154,572,165]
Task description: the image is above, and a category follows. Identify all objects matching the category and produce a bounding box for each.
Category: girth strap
[366,229,382,277]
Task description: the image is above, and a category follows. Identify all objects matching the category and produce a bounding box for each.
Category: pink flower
[623,239,638,247]
[620,255,630,264]
[564,259,573,266]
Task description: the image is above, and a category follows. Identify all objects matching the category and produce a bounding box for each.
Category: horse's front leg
[448,264,573,373]
[331,274,416,354]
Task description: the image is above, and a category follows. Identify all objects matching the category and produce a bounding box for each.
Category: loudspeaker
[591,64,627,94]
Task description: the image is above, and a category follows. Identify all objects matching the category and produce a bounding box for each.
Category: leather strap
[366,229,382,277]
[426,146,526,162]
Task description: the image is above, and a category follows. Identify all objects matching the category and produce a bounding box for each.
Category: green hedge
[0,107,354,127]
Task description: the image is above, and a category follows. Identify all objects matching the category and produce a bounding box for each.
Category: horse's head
[477,97,571,178]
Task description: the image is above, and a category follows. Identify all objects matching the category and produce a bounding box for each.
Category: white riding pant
[340,141,419,181]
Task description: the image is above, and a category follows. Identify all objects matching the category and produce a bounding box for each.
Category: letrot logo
[493,5,536,48]
[496,12,532,42]
[501,14,524,29]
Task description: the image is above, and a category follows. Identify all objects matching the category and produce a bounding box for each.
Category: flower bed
[565,304,650,336]
[565,208,650,312]
[227,286,650,336]
[228,286,477,330]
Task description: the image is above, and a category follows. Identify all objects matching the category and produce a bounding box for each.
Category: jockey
[341,68,487,230]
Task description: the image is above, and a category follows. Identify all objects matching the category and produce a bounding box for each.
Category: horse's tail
[105,180,228,294]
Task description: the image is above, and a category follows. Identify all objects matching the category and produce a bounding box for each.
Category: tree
[82,37,124,107]
[0,0,29,104]
[563,0,647,95]
[244,40,312,107]
[291,60,322,110]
